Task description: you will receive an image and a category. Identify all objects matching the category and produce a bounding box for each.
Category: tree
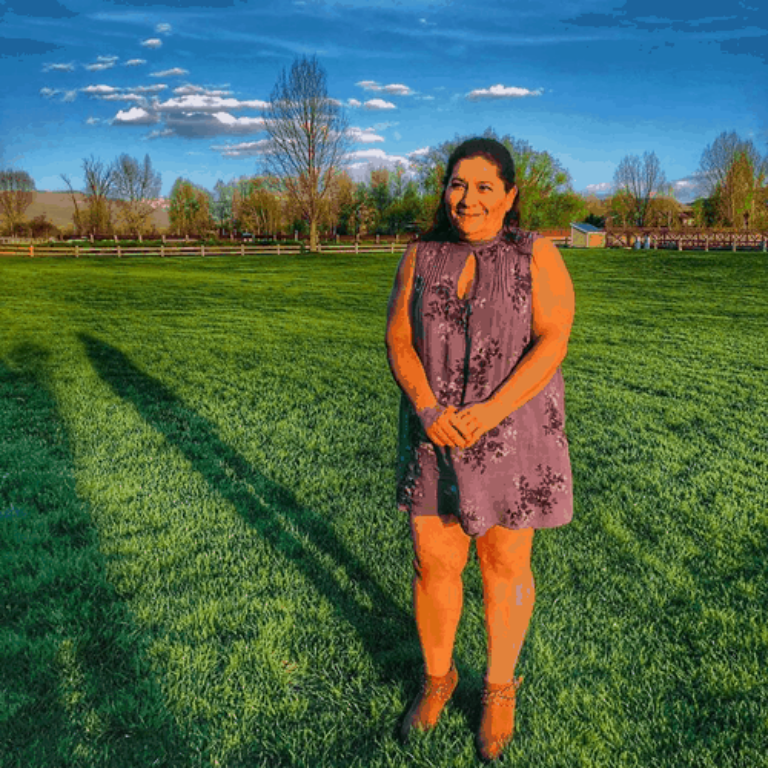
[233,176,283,237]
[697,131,767,227]
[0,169,35,236]
[111,153,161,240]
[612,151,667,227]
[168,178,212,237]
[260,55,353,251]
[211,180,237,236]
[60,155,116,238]
[367,168,392,233]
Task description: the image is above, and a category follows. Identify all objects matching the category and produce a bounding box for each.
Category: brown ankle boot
[400,659,459,741]
[476,675,524,762]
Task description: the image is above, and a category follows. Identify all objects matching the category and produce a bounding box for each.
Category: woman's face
[444,155,517,243]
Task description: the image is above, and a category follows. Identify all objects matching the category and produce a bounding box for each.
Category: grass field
[1,249,766,768]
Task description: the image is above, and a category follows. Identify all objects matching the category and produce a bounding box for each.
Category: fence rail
[0,236,573,259]
[0,243,413,258]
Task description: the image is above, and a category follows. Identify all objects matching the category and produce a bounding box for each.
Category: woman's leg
[410,514,472,677]
[475,526,535,684]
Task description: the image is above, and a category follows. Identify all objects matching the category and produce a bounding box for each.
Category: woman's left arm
[482,237,575,423]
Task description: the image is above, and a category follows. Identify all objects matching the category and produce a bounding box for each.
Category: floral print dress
[389,229,573,538]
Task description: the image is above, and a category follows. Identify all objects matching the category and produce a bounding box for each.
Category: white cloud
[347,98,362,108]
[86,61,117,72]
[393,131,402,141]
[100,93,151,104]
[62,90,78,103]
[133,84,167,93]
[112,107,160,126]
[81,84,119,95]
[347,126,385,143]
[150,68,189,77]
[466,84,544,100]
[125,59,146,66]
[40,87,59,98]
[43,62,76,72]
[86,117,100,125]
[96,55,119,63]
[156,23,172,34]
[407,146,431,157]
[141,38,163,49]
[356,80,413,95]
[364,98,396,110]
[146,128,175,140]
[173,85,233,97]
[210,139,273,157]
[155,94,269,112]
[583,182,613,196]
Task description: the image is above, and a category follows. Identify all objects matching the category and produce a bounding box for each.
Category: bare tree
[111,153,161,240]
[260,55,353,251]
[62,155,116,238]
[0,169,35,236]
[59,174,85,236]
[612,151,667,227]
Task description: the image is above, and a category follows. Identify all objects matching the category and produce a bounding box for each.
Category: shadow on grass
[0,347,192,768]
[76,333,484,752]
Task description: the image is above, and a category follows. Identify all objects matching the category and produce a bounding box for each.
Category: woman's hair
[418,137,523,243]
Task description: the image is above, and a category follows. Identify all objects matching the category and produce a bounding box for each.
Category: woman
[385,137,575,762]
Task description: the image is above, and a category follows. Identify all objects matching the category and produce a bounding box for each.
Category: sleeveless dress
[389,229,573,538]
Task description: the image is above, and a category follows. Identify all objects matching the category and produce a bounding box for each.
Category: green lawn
[1,249,766,768]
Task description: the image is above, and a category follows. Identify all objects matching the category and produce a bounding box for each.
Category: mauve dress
[388,228,573,538]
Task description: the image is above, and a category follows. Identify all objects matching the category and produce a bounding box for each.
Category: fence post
[201,244,205,257]
[29,245,34,258]
[161,245,165,258]
[704,235,709,252]
[355,240,359,255]
[390,242,394,254]
[117,245,121,258]
[241,243,244,257]
[75,245,79,258]
[677,239,682,251]
[732,237,737,253]
[763,239,766,253]
[277,243,281,256]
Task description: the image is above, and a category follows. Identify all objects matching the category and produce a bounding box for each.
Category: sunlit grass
[1,249,766,767]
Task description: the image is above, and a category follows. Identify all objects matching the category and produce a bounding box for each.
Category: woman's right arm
[384,243,440,414]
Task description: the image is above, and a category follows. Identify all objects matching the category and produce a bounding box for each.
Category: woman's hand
[424,402,505,449]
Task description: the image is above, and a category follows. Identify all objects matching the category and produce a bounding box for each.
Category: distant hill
[23,191,170,233]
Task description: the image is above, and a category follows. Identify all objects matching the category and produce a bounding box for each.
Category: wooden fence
[0,242,409,258]
[606,228,768,251]
[0,233,573,259]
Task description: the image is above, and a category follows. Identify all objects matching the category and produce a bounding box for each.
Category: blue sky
[1,0,766,203]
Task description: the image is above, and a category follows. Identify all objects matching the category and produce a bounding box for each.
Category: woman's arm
[484,237,575,420]
[385,243,441,413]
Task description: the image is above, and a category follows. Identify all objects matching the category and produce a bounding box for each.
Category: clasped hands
[422,401,503,450]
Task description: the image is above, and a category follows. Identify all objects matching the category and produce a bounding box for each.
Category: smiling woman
[385,136,575,762]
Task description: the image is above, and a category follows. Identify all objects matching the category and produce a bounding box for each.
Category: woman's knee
[411,515,470,581]
[476,526,534,580]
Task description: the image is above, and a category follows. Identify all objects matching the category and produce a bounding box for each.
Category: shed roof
[570,222,604,233]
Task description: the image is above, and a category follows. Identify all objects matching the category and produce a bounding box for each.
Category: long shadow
[0,346,193,767]
[77,333,481,743]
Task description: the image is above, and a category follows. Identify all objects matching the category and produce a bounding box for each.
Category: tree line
[1,55,766,242]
